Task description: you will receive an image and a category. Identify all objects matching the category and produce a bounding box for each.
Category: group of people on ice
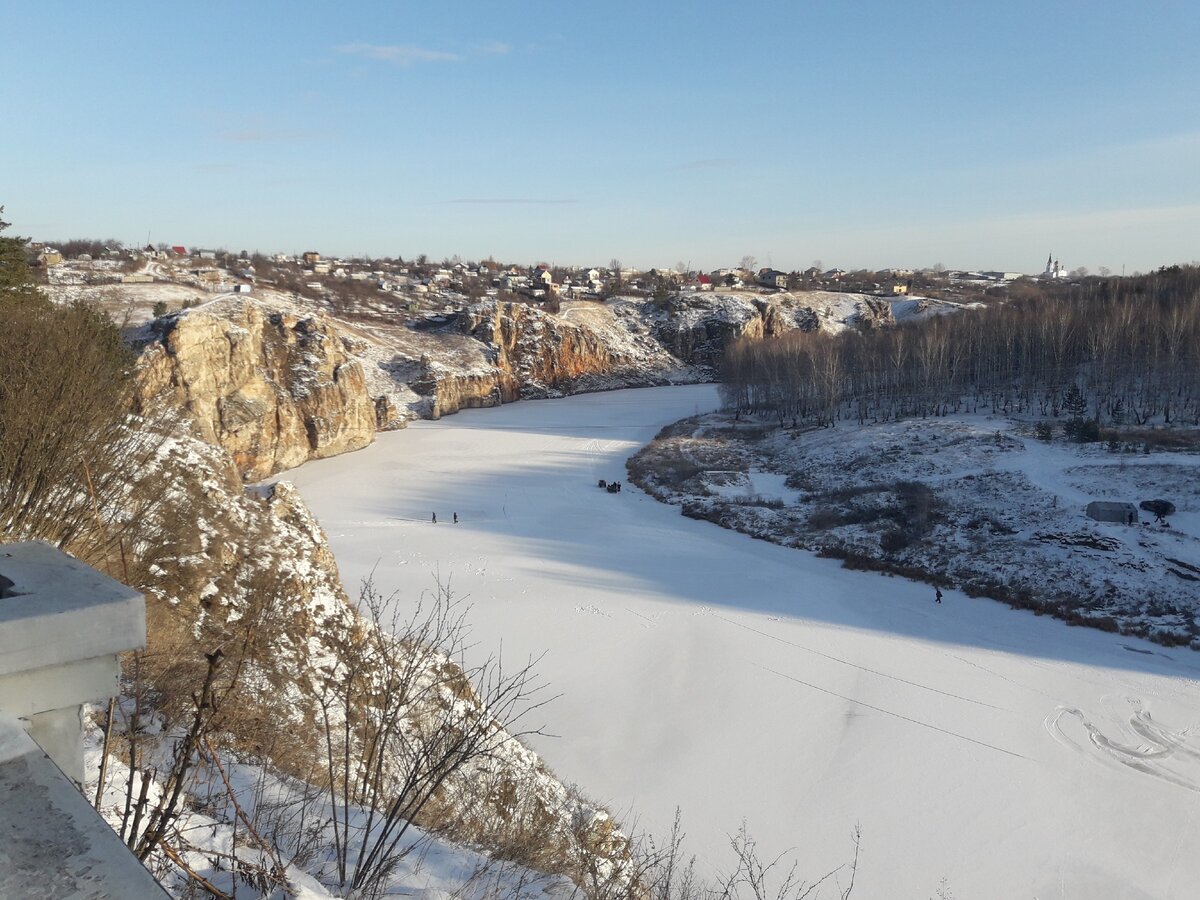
[597,479,622,493]
[431,512,459,524]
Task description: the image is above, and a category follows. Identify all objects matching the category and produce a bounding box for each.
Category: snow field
[285,386,1200,899]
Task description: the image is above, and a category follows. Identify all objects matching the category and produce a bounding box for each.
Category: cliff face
[413,301,653,419]
[654,294,770,367]
[137,302,379,481]
[653,292,895,367]
[133,291,898,470]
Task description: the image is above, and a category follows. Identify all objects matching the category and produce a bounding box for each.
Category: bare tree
[315,577,552,899]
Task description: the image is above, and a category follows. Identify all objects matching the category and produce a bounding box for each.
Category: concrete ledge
[0,716,168,899]
[0,542,145,675]
[0,654,120,717]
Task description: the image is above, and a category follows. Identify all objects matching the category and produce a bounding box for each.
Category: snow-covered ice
[285,385,1200,899]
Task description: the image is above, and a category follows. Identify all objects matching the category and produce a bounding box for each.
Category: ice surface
[285,386,1200,899]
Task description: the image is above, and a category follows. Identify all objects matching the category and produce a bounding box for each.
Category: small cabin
[1086,501,1138,525]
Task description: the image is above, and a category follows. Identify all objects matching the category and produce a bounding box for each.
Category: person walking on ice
[935,588,943,604]
[453,512,458,524]
[432,512,437,524]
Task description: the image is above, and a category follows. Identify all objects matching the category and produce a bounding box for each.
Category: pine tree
[1062,383,1097,442]
[0,207,43,308]
[1062,383,1087,418]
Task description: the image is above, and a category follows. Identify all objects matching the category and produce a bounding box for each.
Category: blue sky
[4,1,1198,273]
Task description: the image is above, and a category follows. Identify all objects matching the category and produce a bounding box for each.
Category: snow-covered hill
[629,411,1200,647]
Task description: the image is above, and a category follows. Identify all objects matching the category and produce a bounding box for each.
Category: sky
[4,1,1198,273]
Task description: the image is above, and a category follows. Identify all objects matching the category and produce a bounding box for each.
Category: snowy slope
[282,386,1199,899]
[630,413,1200,646]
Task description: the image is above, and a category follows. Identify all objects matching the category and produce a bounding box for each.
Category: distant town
[26,237,1101,318]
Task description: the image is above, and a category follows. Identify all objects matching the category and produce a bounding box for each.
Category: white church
[1042,253,1066,279]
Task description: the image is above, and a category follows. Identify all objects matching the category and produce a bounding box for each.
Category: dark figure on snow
[598,479,607,489]
[432,512,437,524]
[453,512,458,524]
[935,588,943,604]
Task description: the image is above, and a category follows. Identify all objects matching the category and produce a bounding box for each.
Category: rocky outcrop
[654,294,769,367]
[412,365,514,419]
[134,292,904,466]
[654,291,895,367]
[137,302,379,480]
[413,301,663,419]
[476,301,617,390]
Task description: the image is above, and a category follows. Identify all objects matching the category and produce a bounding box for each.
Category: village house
[302,251,321,266]
[757,269,788,289]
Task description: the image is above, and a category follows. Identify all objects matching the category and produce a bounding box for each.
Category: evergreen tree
[0,206,43,307]
[1062,383,1098,442]
[1062,383,1087,418]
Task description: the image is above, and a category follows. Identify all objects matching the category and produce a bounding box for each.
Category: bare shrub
[313,578,557,898]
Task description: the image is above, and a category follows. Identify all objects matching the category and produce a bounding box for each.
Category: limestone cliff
[411,300,688,419]
[137,302,379,480]
[133,291,900,469]
[653,291,894,367]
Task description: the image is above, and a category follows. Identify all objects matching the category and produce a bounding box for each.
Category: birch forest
[720,266,1200,431]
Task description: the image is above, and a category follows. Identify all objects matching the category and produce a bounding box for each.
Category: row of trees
[0,210,158,569]
[720,267,1200,429]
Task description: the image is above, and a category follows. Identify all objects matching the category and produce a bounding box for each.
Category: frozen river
[285,385,1200,899]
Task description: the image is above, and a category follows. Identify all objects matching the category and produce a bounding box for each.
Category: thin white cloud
[218,128,322,143]
[336,42,462,65]
[673,158,737,171]
[446,198,578,205]
[477,41,511,56]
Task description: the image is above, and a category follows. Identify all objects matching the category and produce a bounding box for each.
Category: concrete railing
[0,541,146,786]
[0,540,166,898]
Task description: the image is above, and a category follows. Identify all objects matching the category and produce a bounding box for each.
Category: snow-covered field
[284,386,1200,899]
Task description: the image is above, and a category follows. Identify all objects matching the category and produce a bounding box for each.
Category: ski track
[710,611,1004,710]
[762,665,1031,761]
[1045,698,1200,792]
